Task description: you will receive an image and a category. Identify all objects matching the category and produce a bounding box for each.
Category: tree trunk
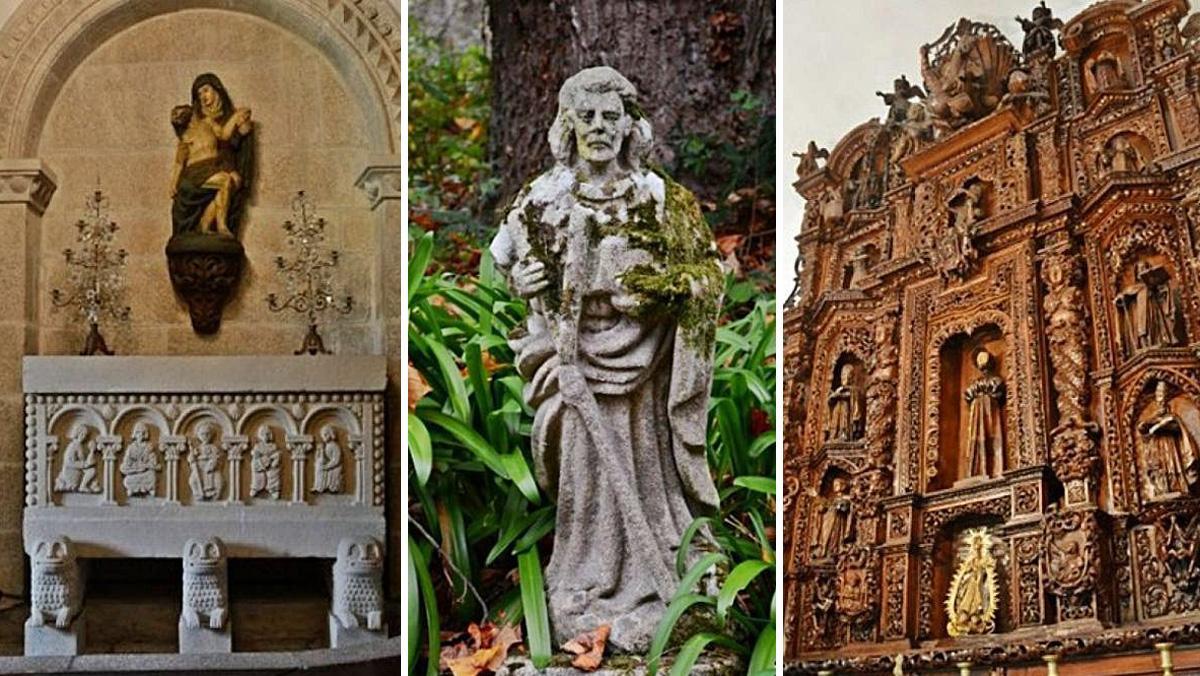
[488,0,775,205]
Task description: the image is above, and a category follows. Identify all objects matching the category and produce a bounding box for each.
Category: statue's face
[198,84,222,116]
[572,90,631,165]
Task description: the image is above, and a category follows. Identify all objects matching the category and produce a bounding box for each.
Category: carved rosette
[1041,249,1100,504]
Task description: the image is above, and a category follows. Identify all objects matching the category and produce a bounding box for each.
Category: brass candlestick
[50,189,131,355]
[266,191,353,354]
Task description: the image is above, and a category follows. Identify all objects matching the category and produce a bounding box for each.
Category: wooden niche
[933,326,1007,491]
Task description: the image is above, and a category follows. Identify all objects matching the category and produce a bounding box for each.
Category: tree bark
[488,0,775,204]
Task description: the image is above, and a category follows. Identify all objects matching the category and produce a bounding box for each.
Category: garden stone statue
[490,66,723,653]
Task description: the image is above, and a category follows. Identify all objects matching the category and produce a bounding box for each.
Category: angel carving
[794,141,829,177]
[1016,2,1063,57]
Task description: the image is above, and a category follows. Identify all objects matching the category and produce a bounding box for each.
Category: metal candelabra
[50,189,131,355]
[267,191,354,355]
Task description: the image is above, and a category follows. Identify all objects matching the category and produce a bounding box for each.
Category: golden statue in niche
[946,528,998,637]
[1139,381,1199,500]
[963,349,1005,480]
[827,363,863,441]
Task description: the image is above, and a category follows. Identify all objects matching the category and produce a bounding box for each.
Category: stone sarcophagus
[21,356,387,655]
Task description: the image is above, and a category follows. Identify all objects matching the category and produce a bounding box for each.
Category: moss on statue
[615,175,722,354]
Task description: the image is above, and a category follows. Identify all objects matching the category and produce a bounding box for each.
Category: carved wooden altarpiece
[784,1,1200,672]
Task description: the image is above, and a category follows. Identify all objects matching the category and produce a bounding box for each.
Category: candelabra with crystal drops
[267,191,354,355]
[51,189,131,355]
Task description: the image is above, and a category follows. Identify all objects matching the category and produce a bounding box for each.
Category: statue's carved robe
[828,384,860,440]
[491,167,720,652]
[1142,407,1198,498]
[816,494,853,558]
[963,375,1005,478]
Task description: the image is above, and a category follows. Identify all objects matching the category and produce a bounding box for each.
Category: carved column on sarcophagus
[1044,510,1110,625]
[1041,246,1101,508]
[287,435,313,505]
[98,436,122,506]
[162,436,186,505]
[223,436,248,505]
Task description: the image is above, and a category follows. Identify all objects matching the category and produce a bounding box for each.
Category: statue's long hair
[548,66,653,171]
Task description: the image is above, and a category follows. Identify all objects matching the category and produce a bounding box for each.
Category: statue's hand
[512,259,549,298]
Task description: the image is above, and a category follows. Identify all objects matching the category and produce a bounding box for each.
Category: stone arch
[0,0,401,157]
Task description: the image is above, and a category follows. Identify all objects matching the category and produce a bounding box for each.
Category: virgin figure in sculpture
[169,73,253,238]
[489,66,722,651]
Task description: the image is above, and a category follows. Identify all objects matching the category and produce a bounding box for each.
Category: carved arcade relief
[313,424,344,494]
[54,424,100,495]
[250,426,282,500]
[120,422,160,497]
[187,422,225,502]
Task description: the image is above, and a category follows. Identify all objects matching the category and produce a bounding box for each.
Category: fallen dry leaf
[562,624,610,671]
[439,622,523,675]
[408,362,431,411]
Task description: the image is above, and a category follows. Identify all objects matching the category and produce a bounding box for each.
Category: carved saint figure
[169,74,253,238]
[187,421,224,501]
[814,478,854,559]
[1139,381,1198,499]
[1097,135,1144,176]
[488,67,722,652]
[1087,50,1125,92]
[963,349,1006,480]
[827,363,863,441]
[249,426,282,500]
[934,179,986,280]
[119,422,160,497]
[946,528,998,637]
[1115,261,1183,356]
[54,424,99,494]
[313,425,344,494]
[1016,2,1063,57]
